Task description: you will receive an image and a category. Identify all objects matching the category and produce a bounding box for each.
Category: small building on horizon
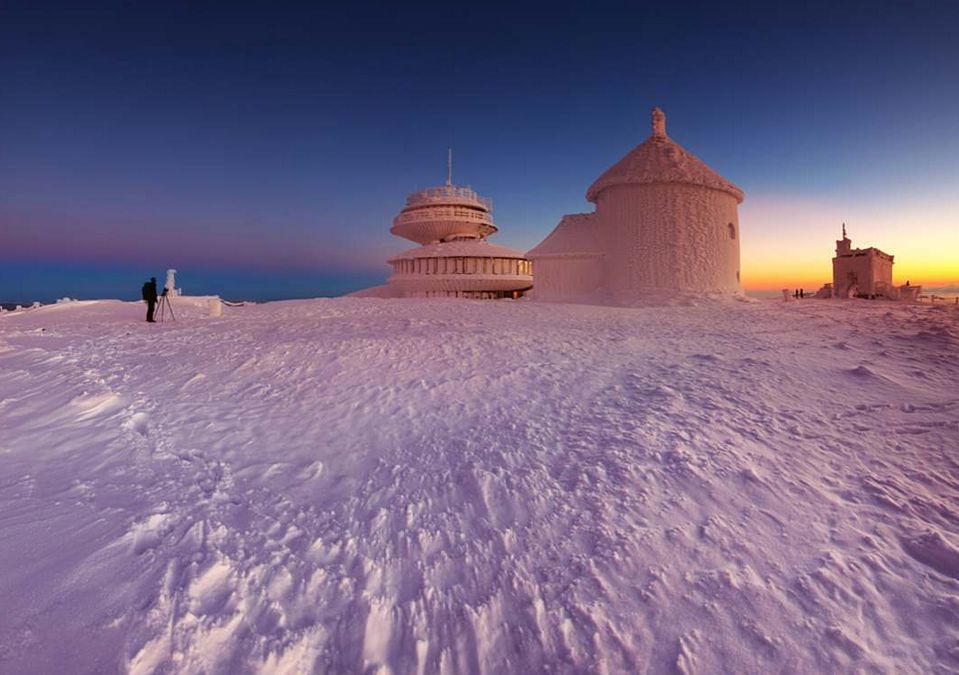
[827,225,919,300]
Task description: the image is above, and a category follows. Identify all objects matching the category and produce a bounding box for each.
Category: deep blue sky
[2,0,958,301]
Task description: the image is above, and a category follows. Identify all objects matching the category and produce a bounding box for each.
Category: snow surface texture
[1,298,958,673]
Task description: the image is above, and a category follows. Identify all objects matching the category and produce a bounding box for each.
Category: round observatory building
[528,107,744,302]
[386,171,532,299]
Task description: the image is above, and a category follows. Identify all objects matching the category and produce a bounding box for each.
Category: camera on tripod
[157,286,175,321]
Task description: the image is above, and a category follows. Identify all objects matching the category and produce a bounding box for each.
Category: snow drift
[1,297,957,673]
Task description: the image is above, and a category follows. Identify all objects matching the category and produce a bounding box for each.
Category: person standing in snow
[142,277,158,322]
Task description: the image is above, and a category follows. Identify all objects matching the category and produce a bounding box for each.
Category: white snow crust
[1,298,958,673]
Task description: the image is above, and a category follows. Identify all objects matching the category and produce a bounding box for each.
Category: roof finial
[842,222,847,238]
[446,148,452,188]
[652,106,666,139]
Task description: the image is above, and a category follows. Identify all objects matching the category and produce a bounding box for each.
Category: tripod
[157,291,176,322]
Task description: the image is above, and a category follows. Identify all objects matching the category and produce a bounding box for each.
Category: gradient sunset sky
[2,0,957,301]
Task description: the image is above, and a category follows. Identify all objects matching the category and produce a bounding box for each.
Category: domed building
[384,164,532,299]
[528,107,744,302]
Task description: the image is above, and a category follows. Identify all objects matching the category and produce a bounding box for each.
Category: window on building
[728,223,736,239]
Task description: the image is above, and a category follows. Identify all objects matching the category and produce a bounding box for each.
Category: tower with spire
[836,223,852,256]
[528,106,744,302]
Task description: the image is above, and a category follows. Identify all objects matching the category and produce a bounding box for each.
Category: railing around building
[393,206,495,227]
[392,257,533,277]
[405,185,493,211]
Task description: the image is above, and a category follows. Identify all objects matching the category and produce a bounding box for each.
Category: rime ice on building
[165,269,179,297]
[386,154,533,299]
[829,224,918,300]
[525,213,604,300]
[528,107,744,303]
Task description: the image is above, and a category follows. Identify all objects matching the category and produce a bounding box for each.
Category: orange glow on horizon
[741,260,959,291]
[738,194,959,291]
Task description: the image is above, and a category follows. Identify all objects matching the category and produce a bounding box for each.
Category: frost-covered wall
[532,255,605,301]
[527,213,604,302]
[596,183,741,297]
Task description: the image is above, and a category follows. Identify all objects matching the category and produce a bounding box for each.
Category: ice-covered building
[830,224,917,299]
[528,107,744,303]
[524,213,604,302]
[384,163,532,299]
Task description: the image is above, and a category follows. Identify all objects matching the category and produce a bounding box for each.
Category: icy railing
[405,185,492,210]
[393,207,495,226]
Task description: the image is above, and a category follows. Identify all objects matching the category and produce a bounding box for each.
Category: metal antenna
[446,148,452,187]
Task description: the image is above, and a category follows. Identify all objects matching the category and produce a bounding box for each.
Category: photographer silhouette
[141,277,158,322]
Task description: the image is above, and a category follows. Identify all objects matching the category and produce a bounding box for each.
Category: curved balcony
[391,206,498,244]
[394,206,495,226]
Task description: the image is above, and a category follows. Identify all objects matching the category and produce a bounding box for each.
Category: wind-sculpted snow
[1,298,957,673]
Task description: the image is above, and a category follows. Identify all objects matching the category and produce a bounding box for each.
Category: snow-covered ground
[1,297,957,674]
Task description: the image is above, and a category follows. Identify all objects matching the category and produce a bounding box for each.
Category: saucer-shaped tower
[387,159,532,299]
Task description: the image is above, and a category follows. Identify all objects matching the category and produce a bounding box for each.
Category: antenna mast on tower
[446,148,452,188]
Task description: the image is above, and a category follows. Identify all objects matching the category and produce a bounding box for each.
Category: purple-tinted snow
[1,297,957,673]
